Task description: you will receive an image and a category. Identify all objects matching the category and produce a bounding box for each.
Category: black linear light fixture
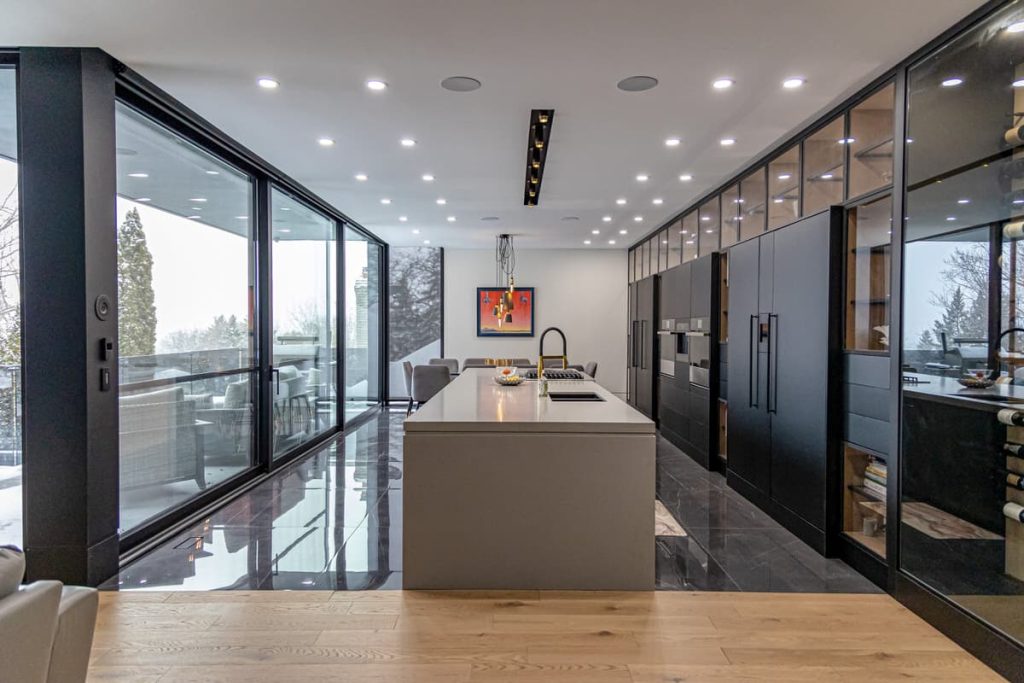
[524,109,554,206]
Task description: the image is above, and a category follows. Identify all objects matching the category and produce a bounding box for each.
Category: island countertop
[903,372,1024,413]
[404,368,655,433]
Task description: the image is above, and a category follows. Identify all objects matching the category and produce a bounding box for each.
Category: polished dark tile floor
[101,408,877,593]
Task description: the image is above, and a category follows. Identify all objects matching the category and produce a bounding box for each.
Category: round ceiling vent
[561,216,580,221]
[616,75,659,92]
[441,76,482,92]
[481,216,500,221]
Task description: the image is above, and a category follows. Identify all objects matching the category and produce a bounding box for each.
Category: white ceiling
[0,0,985,248]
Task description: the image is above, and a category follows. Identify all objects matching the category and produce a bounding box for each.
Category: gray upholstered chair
[403,361,414,414]
[462,358,490,368]
[584,361,598,378]
[511,358,532,366]
[0,546,98,683]
[411,364,451,410]
[429,358,459,375]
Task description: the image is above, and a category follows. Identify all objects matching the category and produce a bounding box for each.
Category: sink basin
[547,391,604,402]
[960,394,1024,404]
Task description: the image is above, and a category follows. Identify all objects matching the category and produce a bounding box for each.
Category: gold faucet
[537,326,568,377]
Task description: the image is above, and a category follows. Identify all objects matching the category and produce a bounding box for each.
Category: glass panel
[271,189,337,457]
[900,3,1024,650]
[699,196,720,257]
[658,229,669,271]
[668,220,682,267]
[768,144,801,229]
[845,195,892,351]
[803,115,846,215]
[682,213,698,262]
[849,84,895,198]
[641,240,650,278]
[647,236,658,275]
[628,249,635,283]
[344,227,382,420]
[115,103,255,532]
[740,167,767,240]
[388,246,442,400]
[0,68,21,549]
[721,184,740,248]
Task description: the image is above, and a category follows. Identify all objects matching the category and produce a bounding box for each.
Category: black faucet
[990,327,1024,378]
[538,327,568,376]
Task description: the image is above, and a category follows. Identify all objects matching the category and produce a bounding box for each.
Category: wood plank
[87,590,999,682]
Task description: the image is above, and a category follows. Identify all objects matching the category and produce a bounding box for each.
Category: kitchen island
[403,368,655,590]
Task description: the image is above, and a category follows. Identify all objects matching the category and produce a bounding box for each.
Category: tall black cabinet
[726,208,842,552]
[627,275,657,419]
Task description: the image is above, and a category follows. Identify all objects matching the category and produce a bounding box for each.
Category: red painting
[477,287,535,336]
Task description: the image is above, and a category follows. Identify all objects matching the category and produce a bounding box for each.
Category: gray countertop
[903,372,1024,412]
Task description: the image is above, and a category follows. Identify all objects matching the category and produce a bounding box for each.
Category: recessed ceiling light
[447,216,456,222]
[602,216,612,222]
[616,198,627,205]
[317,137,335,147]
[592,229,601,235]
[279,228,291,234]
[679,174,693,182]
[188,197,207,202]
[652,198,664,205]
[205,170,219,175]
[608,239,617,245]
[1015,79,1024,88]
[191,207,203,211]
[619,229,628,235]
[136,197,151,202]
[635,174,649,182]
[686,239,695,244]
[381,198,392,205]
[705,229,714,234]
[712,78,734,90]
[412,228,420,234]
[187,215,200,220]
[946,216,956,221]
[720,137,736,146]
[257,77,279,89]
[423,239,431,244]
[128,172,149,178]
[782,77,805,89]
[1007,20,1024,33]
[355,173,368,181]
[957,198,970,204]
[400,137,417,147]
[821,173,834,179]
[440,76,482,92]
[665,137,681,147]
[235,215,248,220]
[583,239,592,245]
[617,75,658,92]
[773,198,784,204]
[634,215,643,222]
[941,77,963,87]
[281,207,290,211]
[778,173,791,180]
[701,216,710,221]
[399,216,408,222]
[365,79,388,91]
[838,137,856,144]
[436,198,447,205]
[422,173,435,182]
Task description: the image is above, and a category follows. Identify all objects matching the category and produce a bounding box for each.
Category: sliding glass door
[344,227,382,420]
[115,103,257,533]
[271,188,338,457]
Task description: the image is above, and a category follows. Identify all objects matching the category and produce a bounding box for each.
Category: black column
[19,48,119,585]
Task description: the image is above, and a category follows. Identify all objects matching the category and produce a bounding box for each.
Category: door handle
[271,367,280,394]
[767,313,778,414]
[640,321,646,370]
[749,314,758,408]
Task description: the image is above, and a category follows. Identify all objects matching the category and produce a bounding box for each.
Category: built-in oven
[687,316,712,388]
[658,318,689,377]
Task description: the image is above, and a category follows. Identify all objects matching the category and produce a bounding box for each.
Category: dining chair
[429,358,459,375]
[411,364,451,411]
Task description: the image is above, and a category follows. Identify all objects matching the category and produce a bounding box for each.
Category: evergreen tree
[930,286,972,344]
[917,329,939,350]
[117,207,157,357]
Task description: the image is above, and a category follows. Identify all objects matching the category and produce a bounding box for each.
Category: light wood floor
[88,590,1002,682]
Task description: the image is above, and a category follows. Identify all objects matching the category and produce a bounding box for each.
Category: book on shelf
[864,470,886,486]
[866,463,887,480]
[861,477,887,499]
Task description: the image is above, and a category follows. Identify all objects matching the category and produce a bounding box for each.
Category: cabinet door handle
[749,314,758,408]
[767,313,778,414]
[640,321,646,370]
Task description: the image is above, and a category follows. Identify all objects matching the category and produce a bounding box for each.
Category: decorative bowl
[958,376,995,389]
[495,374,523,386]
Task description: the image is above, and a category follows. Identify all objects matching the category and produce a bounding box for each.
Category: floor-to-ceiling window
[344,227,382,419]
[271,188,337,457]
[0,67,20,549]
[115,103,257,533]
[387,247,441,400]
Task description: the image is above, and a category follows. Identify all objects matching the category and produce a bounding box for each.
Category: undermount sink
[547,391,604,402]
[960,394,1024,404]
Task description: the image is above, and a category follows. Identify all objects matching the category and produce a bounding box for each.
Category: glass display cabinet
[768,143,801,229]
[682,212,698,262]
[659,228,669,271]
[720,183,740,248]
[803,114,846,215]
[845,195,892,352]
[668,219,682,267]
[699,195,720,257]
[849,84,895,199]
[646,235,657,276]
[739,167,767,241]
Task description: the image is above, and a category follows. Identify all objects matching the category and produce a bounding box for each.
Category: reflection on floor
[102,409,877,594]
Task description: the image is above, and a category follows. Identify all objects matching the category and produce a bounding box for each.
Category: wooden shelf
[843,530,887,559]
[849,483,886,503]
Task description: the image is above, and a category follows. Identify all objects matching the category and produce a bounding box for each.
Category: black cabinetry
[657,254,720,469]
[627,275,657,419]
[726,208,842,551]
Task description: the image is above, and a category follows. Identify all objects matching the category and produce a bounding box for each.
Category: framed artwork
[476,287,535,337]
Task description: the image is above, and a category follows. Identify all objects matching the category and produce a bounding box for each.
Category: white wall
[443,249,628,394]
